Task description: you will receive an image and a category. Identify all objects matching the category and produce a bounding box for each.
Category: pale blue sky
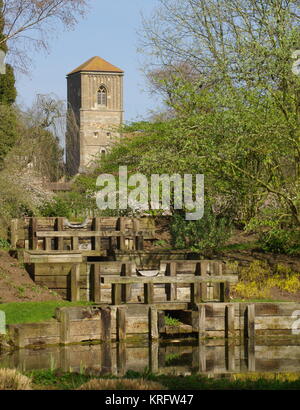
[14,0,162,123]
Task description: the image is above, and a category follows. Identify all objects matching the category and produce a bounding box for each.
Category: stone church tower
[66,56,124,175]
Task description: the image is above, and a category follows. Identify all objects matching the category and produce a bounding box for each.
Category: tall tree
[1,0,90,72]
[0,0,17,164]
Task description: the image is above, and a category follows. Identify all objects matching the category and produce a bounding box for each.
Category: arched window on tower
[97,85,107,106]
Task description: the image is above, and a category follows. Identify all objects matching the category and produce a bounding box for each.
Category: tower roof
[68,56,124,75]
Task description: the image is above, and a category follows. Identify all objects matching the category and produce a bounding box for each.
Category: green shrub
[170,207,232,252]
[39,196,71,218]
[259,229,300,255]
[0,237,10,249]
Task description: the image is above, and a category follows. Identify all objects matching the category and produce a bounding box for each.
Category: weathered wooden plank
[190,282,201,304]
[55,218,64,250]
[144,283,154,304]
[118,217,126,251]
[71,264,81,302]
[121,263,132,303]
[10,219,18,248]
[34,275,87,288]
[36,230,155,238]
[225,341,236,372]
[225,304,235,338]
[102,275,238,284]
[117,307,127,341]
[23,252,83,264]
[30,218,38,250]
[149,307,158,340]
[92,217,102,252]
[72,236,79,251]
[220,281,231,302]
[197,304,206,339]
[165,262,177,301]
[45,237,52,251]
[112,284,122,305]
[100,308,111,342]
[91,264,101,303]
[59,308,70,344]
[246,304,255,343]
[158,311,165,333]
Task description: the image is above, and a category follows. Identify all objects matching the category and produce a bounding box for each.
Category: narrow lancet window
[98,85,107,106]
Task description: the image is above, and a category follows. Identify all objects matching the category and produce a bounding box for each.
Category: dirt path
[0,250,62,303]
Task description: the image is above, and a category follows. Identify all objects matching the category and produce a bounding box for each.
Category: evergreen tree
[0,0,17,165]
[0,0,16,105]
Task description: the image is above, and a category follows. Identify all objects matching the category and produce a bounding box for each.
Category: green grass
[0,301,94,324]
[231,298,289,303]
[24,369,300,390]
[164,315,182,326]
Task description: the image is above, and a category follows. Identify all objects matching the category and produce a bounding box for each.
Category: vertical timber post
[246,304,255,342]
[71,264,80,302]
[133,219,143,251]
[144,283,154,304]
[10,219,18,249]
[59,308,70,345]
[55,217,64,251]
[112,284,122,305]
[117,307,127,341]
[100,307,112,343]
[91,264,101,303]
[93,217,101,253]
[30,218,38,250]
[245,304,256,371]
[193,304,206,339]
[166,262,177,301]
[121,263,132,303]
[220,281,231,302]
[72,236,79,251]
[149,307,158,340]
[118,217,126,251]
[225,304,235,338]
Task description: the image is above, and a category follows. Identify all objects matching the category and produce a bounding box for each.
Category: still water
[1,339,300,376]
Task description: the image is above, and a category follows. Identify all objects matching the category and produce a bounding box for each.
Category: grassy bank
[0,301,94,324]
[25,369,300,390]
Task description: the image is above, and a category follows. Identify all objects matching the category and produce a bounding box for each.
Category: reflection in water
[1,339,300,376]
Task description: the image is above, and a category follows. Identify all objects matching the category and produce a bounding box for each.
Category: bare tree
[140,0,300,92]
[1,0,91,72]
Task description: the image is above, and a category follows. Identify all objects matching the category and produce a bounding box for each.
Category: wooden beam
[92,217,102,252]
[118,217,126,251]
[55,218,64,250]
[91,264,101,303]
[158,311,165,333]
[100,308,111,342]
[10,219,18,248]
[196,304,206,339]
[165,262,177,301]
[246,304,255,343]
[30,218,38,250]
[23,252,83,264]
[36,229,155,238]
[225,304,235,338]
[112,284,122,305]
[144,283,154,304]
[149,307,158,340]
[121,263,132,303]
[117,307,127,341]
[220,281,231,302]
[103,275,238,285]
[70,264,81,302]
[72,236,79,251]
